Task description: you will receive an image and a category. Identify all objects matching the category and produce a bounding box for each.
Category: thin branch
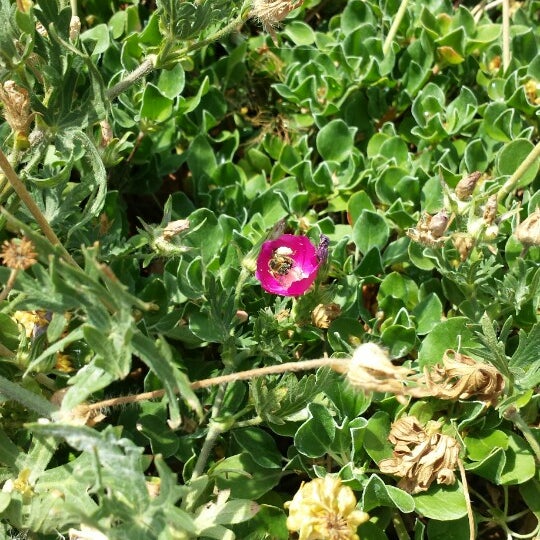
[85,357,342,411]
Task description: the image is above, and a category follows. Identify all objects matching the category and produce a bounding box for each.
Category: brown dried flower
[311,302,341,329]
[1,237,37,270]
[250,0,304,44]
[514,209,540,247]
[424,349,505,406]
[345,343,419,398]
[0,80,32,136]
[407,211,451,248]
[455,171,481,200]
[452,233,475,261]
[379,416,461,494]
[482,195,498,225]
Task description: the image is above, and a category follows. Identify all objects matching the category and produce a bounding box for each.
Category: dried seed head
[0,81,32,136]
[346,343,415,396]
[250,0,304,44]
[311,302,341,329]
[285,476,369,540]
[378,416,461,494]
[423,349,505,406]
[1,237,37,270]
[483,195,498,225]
[514,209,540,246]
[455,171,481,200]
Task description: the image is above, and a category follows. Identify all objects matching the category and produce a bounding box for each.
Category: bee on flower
[255,233,328,296]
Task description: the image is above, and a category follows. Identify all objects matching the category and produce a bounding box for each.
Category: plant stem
[501,0,510,71]
[106,54,158,101]
[383,0,409,56]
[190,380,228,480]
[0,148,79,268]
[458,459,476,540]
[497,141,540,203]
[0,268,19,302]
[392,511,410,540]
[85,357,344,411]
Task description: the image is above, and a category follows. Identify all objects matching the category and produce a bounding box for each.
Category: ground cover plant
[0,0,539,538]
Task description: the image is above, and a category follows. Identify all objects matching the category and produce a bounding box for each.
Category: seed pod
[428,210,449,238]
[455,171,481,200]
[514,209,540,246]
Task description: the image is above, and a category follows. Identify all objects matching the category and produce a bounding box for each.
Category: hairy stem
[85,357,344,411]
[106,54,158,101]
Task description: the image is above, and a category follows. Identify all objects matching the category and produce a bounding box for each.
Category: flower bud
[455,171,481,200]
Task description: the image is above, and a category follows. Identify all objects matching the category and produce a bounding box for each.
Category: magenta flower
[255,234,328,296]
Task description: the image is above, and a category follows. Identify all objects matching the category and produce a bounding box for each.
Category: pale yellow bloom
[12,310,49,338]
[285,476,369,540]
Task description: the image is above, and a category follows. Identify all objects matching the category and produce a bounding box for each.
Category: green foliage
[0,0,539,538]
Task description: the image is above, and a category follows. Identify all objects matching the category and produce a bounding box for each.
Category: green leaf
[140,83,174,122]
[426,517,471,540]
[417,317,479,368]
[363,411,392,463]
[294,403,336,458]
[412,293,444,335]
[232,428,282,469]
[362,474,415,513]
[352,210,390,255]
[213,453,281,499]
[498,432,536,485]
[283,21,315,45]
[316,119,356,163]
[413,482,468,520]
[496,139,540,189]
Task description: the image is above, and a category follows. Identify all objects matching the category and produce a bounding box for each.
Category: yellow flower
[285,476,369,540]
[12,310,49,338]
